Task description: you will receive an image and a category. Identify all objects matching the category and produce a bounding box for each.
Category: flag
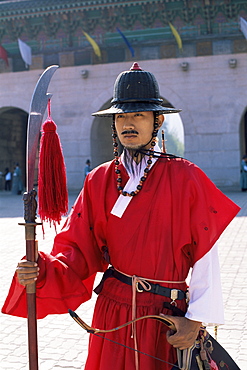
[18,38,32,67]
[0,45,9,66]
[168,22,182,50]
[82,31,101,58]
[117,27,135,57]
[240,17,247,40]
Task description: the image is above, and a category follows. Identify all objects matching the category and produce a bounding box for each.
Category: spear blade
[26,65,59,192]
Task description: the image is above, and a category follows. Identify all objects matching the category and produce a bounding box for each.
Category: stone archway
[90,97,185,167]
[0,107,28,190]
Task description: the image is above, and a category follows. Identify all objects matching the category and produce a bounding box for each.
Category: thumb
[159,313,177,331]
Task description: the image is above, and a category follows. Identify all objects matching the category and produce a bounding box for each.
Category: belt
[112,269,186,301]
[93,267,186,302]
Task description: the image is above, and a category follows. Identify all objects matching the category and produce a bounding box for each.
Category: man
[2,63,240,370]
[11,163,23,195]
[240,154,247,191]
[84,159,92,178]
[4,167,12,191]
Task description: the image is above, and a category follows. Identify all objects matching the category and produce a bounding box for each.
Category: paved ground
[0,189,246,370]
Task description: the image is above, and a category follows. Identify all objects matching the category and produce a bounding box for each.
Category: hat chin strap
[130,112,160,161]
[112,114,160,197]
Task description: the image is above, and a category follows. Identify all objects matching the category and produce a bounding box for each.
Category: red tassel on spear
[38,99,68,225]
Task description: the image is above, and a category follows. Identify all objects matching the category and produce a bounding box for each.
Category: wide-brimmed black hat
[92,62,181,117]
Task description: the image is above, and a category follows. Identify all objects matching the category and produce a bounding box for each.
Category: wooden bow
[68,309,179,368]
[69,309,176,334]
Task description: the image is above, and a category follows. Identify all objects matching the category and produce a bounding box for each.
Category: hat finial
[130,62,142,71]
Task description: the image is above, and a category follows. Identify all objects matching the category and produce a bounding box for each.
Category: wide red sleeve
[2,183,108,319]
[182,163,241,264]
[1,251,96,319]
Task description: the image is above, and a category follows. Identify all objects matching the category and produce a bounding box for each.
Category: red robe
[2,157,240,370]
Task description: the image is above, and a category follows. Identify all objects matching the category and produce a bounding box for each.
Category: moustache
[121,130,139,135]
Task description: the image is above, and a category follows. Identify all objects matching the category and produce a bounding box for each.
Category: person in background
[84,159,92,178]
[4,167,12,191]
[3,63,240,370]
[11,163,23,195]
[240,154,247,192]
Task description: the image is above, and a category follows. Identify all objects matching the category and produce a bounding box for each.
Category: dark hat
[92,62,181,117]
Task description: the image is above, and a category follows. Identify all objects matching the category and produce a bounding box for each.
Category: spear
[19,65,59,370]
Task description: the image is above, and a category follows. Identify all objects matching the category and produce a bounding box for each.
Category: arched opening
[0,107,28,191]
[91,99,113,168]
[90,98,185,167]
[158,99,185,157]
[240,108,247,158]
[158,113,184,157]
[240,108,247,192]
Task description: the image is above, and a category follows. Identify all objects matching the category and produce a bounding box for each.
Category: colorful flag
[240,17,247,40]
[0,45,9,66]
[117,28,135,57]
[82,31,101,58]
[168,22,182,50]
[18,38,32,67]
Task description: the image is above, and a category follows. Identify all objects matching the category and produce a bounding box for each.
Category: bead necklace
[112,115,160,197]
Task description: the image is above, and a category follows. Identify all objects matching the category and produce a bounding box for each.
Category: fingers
[16,260,40,286]
[159,313,177,332]
[17,260,38,268]
[159,313,175,322]
[160,315,201,350]
[166,330,195,350]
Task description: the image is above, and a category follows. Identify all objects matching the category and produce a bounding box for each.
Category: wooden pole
[26,237,38,370]
[19,190,41,370]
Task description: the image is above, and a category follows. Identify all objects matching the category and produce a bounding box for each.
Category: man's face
[115,111,164,150]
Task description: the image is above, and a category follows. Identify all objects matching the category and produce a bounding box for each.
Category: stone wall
[0,53,246,191]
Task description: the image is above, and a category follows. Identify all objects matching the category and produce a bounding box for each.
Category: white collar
[111,144,161,218]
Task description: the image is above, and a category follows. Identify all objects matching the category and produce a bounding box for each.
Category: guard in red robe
[2,63,240,370]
